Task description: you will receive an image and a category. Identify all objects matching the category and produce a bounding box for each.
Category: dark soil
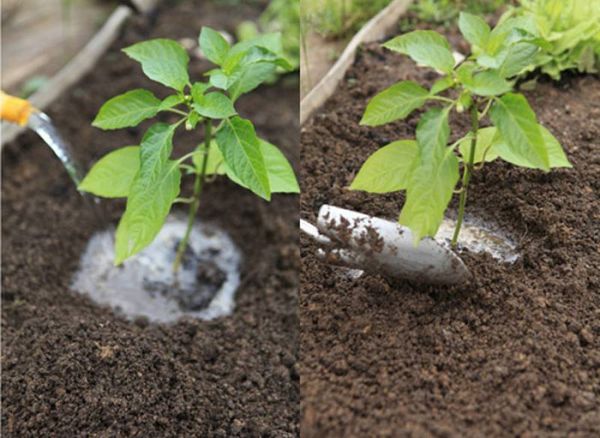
[2,1,299,436]
[300,38,600,436]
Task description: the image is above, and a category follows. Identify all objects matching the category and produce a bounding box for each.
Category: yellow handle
[0,91,34,126]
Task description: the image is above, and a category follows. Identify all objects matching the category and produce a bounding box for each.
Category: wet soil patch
[2,1,299,436]
[300,35,600,436]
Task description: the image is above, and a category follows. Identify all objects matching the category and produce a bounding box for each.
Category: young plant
[79,27,299,271]
[351,13,571,247]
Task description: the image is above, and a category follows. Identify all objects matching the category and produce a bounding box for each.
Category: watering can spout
[0,91,35,126]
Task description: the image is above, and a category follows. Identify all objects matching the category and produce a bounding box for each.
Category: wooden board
[300,0,414,125]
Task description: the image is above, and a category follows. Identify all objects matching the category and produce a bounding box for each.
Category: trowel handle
[0,91,35,126]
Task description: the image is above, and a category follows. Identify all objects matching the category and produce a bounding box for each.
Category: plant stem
[173,119,212,273]
[451,104,479,248]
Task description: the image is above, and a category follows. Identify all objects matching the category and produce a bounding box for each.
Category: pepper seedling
[79,27,299,271]
[350,12,571,247]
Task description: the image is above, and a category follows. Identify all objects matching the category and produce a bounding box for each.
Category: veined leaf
[115,124,181,264]
[123,39,190,91]
[193,92,236,119]
[464,70,512,96]
[431,76,455,95]
[416,107,450,156]
[384,30,455,74]
[490,93,549,171]
[79,146,140,197]
[400,107,456,243]
[361,81,429,126]
[492,125,572,169]
[93,89,161,130]
[159,95,185,111]
[498,42,539,78]
[191,82,210,103]
[215,117,270,200]
[257,140,299,193]
[350,140,419,193]
[400,149,459,244]
[199,27,231,65]
[458,127,500,164]
[193,141,227,175]
[459,12,491,48]
[196,139,298,193]
[227,33,286,64]
[227,62,277,101]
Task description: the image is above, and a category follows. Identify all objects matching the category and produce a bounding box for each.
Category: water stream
[28,111,86,187]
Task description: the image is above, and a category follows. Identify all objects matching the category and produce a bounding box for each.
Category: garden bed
[1,1,299,436]
[300,31,600,438]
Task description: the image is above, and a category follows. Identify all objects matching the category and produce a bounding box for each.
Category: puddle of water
[71,216,242,324]
[436,217,519,263]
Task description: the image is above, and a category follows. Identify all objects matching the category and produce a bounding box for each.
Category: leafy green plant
[404,0,509,27]
[351,13,571,247]
[79,27,299,270]
[502,0,600,79]
[302,0,392,38]
[236,0,300,75]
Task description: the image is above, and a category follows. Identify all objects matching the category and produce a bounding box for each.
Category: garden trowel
[301,205,471,286]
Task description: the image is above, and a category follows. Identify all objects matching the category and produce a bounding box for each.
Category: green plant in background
[236,0,300,72]
[79,27,299,270]
[406,0,509,26]
[302,0,392,38]
[351,13,571,247]
[502,0,600,79]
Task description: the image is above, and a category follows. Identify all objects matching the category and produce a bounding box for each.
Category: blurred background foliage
[301,0,393,39]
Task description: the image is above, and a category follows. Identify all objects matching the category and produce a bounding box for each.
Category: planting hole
[71,215,242,323]
[437,217,519,263]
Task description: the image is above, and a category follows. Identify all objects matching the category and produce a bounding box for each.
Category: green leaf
[350,140,419,193]
[254,140,299,193]
[114,124,181,265]
[464,70,512,96]
[399,107,456,243]
[360,81,429,126]
[186,111,201,130]
[456,62,477,84]
[458,12,491,48]
[207,69,229,90]
[159,94,185,111]
[79,146,140,197]
[197,140,298,193]
[490,93,550,171]
[458,127,500,164]
[430,76,455,95]
[215,117,270,200]
[193,92,236,119]
[193,141,227,175]
[401,150,459,243]
[123,39,190,91]
[92,89,161,130]
[415,107,450,154]
[227,62,277,101]
[492,125,572,169]
[498,42,539,78]
[191,82,210,102]
[199,27,231,65]
[384,30,455,73]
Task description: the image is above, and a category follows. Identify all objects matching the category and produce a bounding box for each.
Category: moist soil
[1,1,299,436]
[300,35,600,437]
